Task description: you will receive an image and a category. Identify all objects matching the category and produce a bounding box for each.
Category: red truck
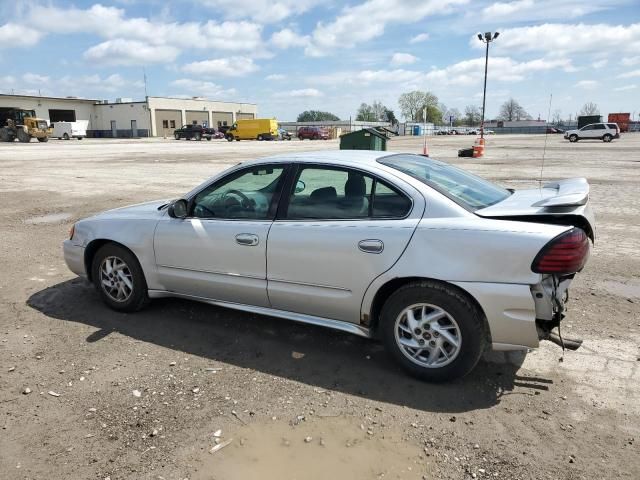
[297,126,330,140]
[608,113,630,132]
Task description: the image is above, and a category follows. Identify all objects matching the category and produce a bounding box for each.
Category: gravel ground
[1,134,639,480]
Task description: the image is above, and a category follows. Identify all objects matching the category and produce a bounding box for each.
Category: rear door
[266,164,424,323]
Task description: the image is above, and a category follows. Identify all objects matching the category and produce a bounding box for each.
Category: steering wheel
[223,189,253,209]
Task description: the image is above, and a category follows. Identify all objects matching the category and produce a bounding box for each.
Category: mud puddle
[193,416,426,480]
[24,212,72,224]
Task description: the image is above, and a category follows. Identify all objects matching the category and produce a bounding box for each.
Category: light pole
[477,31,499,139]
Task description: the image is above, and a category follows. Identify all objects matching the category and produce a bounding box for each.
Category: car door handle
[235,233,259,246]
[358,239,384,254]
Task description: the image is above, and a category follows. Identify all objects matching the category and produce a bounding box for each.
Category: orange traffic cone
[473,137,485,158]
[422,139,429,156]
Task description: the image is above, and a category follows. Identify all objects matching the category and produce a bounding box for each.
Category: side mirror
[168,199,188,219]
[295,180,306,194]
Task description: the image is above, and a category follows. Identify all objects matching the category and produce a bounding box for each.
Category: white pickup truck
[52,121,88,140]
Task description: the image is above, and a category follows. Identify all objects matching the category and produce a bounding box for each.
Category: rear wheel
[0,128,13,142]
[257,135,264,141]
[380,281,485,382]
[63,133,70,140]
[91,243,149,312]
[603,134,612,143]
[226,134,234,142]
[37,136,48,142]
[17,129,31,143]
[195,133,201,141]
[569,134,578,143]
[298,135,303,140]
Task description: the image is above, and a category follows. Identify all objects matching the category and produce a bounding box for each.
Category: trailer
[608,113,630,132]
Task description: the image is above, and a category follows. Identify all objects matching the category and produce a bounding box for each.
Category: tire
[569,134,578,143]
[379,281,485,382]
[257,135,263,141]
[0,128,12,142]
[206,136,211,141]
[63,133,70,140]
[298,135,303,140]
[603,134,612,143]
[174,133,180,140]
[17,129,31,143]
[91,243,149,313]
[37,136,48,142]
[195,133,201,141]
[226,135,234,142]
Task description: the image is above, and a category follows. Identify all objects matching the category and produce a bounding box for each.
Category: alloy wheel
[99,256,134,303]
[394,303,462,368]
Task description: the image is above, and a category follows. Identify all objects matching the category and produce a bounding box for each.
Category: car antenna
[538,93,553,187]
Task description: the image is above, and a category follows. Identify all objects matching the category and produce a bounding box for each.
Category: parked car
[225,119,279,141]
[52,121,88,140]
[174,124,214,141]
[564,123,620,142]
[278,128,292,141]
[297,126,330,140]
[63,151,594,382]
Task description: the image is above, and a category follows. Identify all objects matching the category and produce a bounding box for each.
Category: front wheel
[17,129,31,143]
[603,134,612,143]
[569,134,578,143]
[379,281,485,382]
[225,134,234,142]
[91,243,149,312]
[174,133,180,140]
[37,136,49,142]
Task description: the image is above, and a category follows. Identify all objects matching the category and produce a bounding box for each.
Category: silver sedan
[64,151,594,381]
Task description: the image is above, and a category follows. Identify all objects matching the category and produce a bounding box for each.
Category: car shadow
[27,279,551,414]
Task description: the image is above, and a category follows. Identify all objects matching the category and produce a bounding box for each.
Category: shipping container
[577,115,602,129]
[608,113,630,132]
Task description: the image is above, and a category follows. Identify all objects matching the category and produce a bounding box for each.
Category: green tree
[464,105,481,125]
[356,103,376,121]
[384,108,398,125]
[398,90,439,121]
[296,110,340,122]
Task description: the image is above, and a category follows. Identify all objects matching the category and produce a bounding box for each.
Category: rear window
[378,154,510,210]
[607,123,618,130]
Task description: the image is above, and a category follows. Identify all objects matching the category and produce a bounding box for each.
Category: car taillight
[532,228,590,274]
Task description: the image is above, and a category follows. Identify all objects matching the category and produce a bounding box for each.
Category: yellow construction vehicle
[0,108,50,143]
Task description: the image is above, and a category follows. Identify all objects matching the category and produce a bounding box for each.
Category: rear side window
[593,124,606,130]
[607,124,618,129]
[373,182,412,217]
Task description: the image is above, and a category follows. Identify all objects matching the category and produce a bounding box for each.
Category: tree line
[297,93,600,126]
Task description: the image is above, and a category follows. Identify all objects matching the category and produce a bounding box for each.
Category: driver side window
[192,165,285,220]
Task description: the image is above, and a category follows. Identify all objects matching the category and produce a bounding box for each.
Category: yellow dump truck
[225,119,278,141]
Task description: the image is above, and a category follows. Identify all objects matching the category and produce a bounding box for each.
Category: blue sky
[1,0,639,121]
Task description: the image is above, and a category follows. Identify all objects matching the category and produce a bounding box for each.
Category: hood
[92,199,170,220]
[476,178,595,240]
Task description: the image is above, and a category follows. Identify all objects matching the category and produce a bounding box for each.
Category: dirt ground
[1,133,639,480]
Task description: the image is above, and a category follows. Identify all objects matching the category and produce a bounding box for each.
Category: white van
[52,121,88,140]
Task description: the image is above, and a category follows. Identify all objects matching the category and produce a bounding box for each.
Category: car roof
[242,150,405,168]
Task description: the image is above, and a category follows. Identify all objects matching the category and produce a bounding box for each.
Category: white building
[0,94,257,137]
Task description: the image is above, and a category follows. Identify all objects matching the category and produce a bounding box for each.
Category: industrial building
[0,94,257,137]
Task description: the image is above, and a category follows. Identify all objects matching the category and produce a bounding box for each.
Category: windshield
[378,154,510,210]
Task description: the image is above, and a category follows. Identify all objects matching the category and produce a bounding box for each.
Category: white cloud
[84,39,180,66]
[619,69,640,78]
[621,56,640,66]
[22,73,50,84]
[592,59,608,69]
[409,33,429,44]
[182,57,258,77]
[574,80,598,89]
[270,28,310,49]
[425,56,572,86]
[477,0,610,23]
[305,0,468,56]
[170,79,236,98]
[311,69,423,87]
[391,53,418,66]
[201,0,320,23]
[266,74,286,81]
[0,23,42,47]
[275,88,323,98]
[476,23,640,56]
[58,73,142,92]
[614,84,637,91]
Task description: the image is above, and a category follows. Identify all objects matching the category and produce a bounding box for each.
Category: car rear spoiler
[532,178,589,208]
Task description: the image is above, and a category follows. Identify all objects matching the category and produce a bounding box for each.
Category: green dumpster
[339,128,389,151]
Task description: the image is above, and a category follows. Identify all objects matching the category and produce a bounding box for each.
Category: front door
[154,164,287,307]
[131,120,137,137]
[267,164,424,323]
[110,120,117,138]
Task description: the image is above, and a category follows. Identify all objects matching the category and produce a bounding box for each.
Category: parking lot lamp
[478,31,499,139]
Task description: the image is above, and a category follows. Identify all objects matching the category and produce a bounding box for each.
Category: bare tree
[498,98,530,121]
[398,91,439,121]
[579,102,599,116]
[551,109,563,126]
[464,105,481,125]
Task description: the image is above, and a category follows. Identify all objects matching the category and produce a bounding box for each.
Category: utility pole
[477,31,499,139]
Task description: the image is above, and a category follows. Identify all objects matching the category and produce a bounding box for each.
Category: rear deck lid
[475,178,595,240]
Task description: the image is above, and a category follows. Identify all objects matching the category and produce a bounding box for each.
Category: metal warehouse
[0,94,257,137]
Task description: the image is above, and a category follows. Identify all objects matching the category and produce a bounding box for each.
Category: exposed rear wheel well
[367,277,490,343]
[84,239,137,282]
